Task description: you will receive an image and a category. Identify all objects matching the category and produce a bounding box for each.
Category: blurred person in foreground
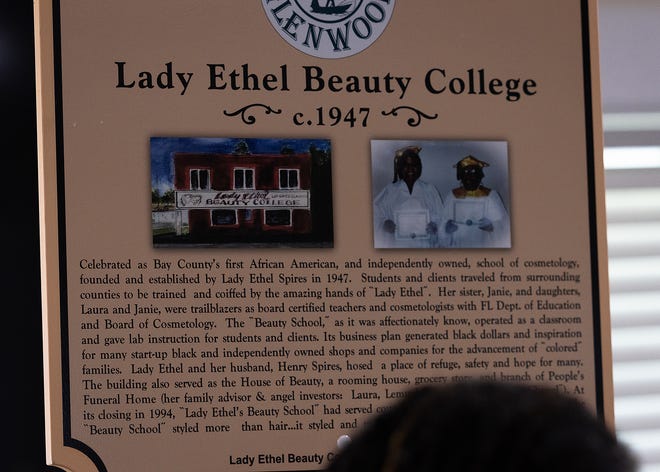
[326,380,636,472]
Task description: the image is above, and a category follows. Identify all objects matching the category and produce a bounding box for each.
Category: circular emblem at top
[262,0,396,59]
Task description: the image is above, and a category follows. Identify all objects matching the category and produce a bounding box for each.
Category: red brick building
[173,143,314,242]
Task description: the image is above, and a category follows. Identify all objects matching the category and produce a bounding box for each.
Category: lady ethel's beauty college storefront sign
[35,1,609,471]
[176,191,311,210]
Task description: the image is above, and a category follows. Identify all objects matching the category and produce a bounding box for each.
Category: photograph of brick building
[151,137,333,247]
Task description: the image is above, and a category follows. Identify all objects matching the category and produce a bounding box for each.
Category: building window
[234,168,255,189]
[279,169,299,189]
[265,209,291,226]
[211,209,237,226]
[190,169,210,190]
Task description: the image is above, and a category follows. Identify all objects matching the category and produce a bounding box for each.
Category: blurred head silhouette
[326,381,636,472]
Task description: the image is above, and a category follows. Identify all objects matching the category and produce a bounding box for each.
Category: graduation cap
[453,155,490,169]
